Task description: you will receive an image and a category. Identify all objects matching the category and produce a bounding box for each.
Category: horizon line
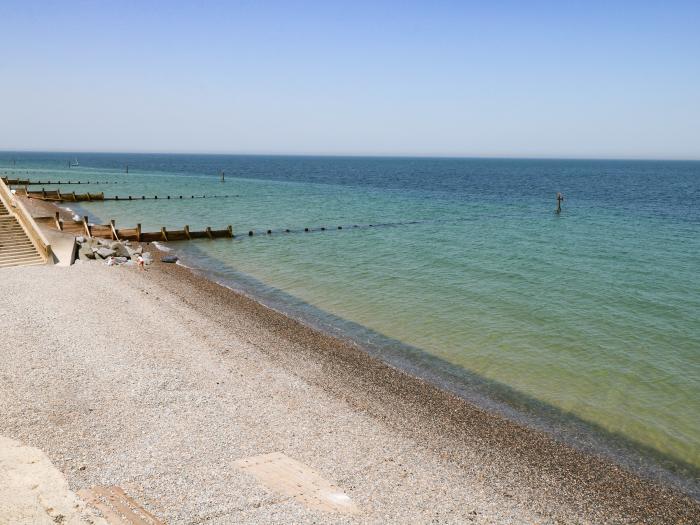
[1,149,699,163]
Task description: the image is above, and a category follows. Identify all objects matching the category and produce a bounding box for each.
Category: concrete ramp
[0,435,107,525]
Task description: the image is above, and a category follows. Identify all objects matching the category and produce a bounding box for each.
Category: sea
[3,152,698,495]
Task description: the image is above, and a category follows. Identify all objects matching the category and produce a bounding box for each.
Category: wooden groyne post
[556,192,564,214]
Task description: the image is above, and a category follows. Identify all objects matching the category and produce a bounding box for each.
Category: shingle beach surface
[0,260,698,524]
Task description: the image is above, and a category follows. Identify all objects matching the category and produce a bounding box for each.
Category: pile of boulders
[75,236,153,266]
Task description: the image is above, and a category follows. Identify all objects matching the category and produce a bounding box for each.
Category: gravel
[0,261,697,524]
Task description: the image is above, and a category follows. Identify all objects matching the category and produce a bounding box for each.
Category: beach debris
[161,255,178,263]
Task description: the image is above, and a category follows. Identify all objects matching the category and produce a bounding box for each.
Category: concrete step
[0,259,45,269]
[0,248,41,259]
[0,250,41,260]
[0,251,40,262]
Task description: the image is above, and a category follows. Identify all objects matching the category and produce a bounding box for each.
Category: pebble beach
[1,255,698,524]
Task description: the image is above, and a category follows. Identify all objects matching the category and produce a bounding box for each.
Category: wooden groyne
[18,187,233,202]
[44,213,233,242]
[2,177,121,185]
[21,188,104,202]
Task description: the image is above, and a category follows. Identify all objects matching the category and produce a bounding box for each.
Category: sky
[1,1,699,159]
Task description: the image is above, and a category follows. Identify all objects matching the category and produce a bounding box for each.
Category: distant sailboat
[71,158,80,167]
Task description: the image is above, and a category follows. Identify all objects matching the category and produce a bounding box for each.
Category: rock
[78,246,95,260]
[114,257,128,264]
[75,236,86,244]
[95,247,116,259]
[112,243,131,258]
[142,252,154,265]
[98,238,113,247]
[127,246,143,257]
[161,255,179,264]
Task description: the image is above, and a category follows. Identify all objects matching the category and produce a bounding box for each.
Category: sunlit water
[4,153,699,490]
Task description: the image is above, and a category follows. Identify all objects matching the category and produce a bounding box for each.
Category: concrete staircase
[0,199,45,268]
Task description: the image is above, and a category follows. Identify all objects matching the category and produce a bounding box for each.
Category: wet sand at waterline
[0,259,698,523]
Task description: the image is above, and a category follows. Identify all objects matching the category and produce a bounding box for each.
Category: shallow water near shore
[3,152,699,491]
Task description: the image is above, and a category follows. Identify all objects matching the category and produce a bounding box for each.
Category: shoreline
[143,247,699,521]
[3,195,699,522]
[156,241,700,494]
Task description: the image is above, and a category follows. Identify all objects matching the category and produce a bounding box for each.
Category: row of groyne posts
[1,175,236,242]
[7,176,383,244]
[47,212,234,242]
[49,210,383,244]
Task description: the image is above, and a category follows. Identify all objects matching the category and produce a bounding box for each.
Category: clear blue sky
[1,1,698,159]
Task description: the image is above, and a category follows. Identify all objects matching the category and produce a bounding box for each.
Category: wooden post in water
[161,227,168,241]
[556,192,564,214]
[220,170,225,182]
[136,223,141,242]
[184,225,191,240]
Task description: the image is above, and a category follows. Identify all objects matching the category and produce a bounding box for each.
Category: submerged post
[220,170,225,182]
[556,192,564,214]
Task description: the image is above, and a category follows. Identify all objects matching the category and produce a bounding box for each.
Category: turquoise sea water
[3,153,699,491]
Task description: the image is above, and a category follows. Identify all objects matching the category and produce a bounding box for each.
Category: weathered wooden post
[556,192,564,214]
[161,227,168,241]
[82,216,92,238]
[110,219,119,240]
[136,223,141,242]
[184,225,191,240]
[227,225,233,238]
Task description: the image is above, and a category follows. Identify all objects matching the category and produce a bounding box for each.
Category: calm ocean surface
[3,153,699,489]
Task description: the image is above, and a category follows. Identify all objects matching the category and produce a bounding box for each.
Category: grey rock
[95,247,116,259]
[161,255,179,264]
[114,257,128,264]
[78,246,95,260]
[127,246,143,257]
[142,253,154,265]
[112,243,131,258]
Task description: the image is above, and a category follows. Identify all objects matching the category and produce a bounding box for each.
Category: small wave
[152,242,171,252]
